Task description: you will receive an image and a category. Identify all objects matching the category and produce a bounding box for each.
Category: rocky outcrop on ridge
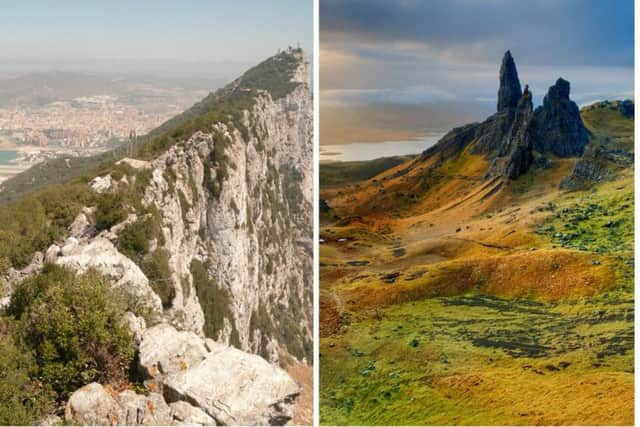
[531,78,589,157]
[2,49,311,426]
[489,86,535,179]
[421,51,591,180]
[65,323,300,426]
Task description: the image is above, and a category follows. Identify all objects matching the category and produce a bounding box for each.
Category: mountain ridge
[0,47,312,426]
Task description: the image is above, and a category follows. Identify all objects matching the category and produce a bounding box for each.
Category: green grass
[581,100,634,152]
[320,290,633,425]
[321,102,635,425]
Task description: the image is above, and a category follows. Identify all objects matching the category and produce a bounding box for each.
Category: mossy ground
[321,291,632,426]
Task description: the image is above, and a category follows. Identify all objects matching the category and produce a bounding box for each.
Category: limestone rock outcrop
[65,383,122,426]
[138,324,300,426]
[65,383,177,426]
[55,237,164,318]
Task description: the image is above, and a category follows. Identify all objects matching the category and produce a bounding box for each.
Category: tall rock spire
[497,50,522,112]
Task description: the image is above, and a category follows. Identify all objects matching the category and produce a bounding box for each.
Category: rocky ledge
[66,323,300,426]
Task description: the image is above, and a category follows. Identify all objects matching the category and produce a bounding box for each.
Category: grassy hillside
[581,100,634,151]
[319,101,634,425]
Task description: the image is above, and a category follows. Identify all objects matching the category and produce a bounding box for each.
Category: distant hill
[320,156,414,187]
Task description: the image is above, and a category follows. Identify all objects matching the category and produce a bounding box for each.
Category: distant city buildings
[0,94,189,151]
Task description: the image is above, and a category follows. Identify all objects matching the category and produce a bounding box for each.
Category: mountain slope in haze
[319,51,633,426]
[0,48,312,426]
[0,49,303,205]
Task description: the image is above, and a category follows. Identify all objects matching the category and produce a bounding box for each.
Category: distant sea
[0,150,18,166]
[320,134,443,162]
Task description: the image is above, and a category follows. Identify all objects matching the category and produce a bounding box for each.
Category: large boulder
[55,237,163,318]
[65,383,122,426]
[163,341,300,426]
[138,323,208,379]
[138,324,300,426]
[65,383,174,426]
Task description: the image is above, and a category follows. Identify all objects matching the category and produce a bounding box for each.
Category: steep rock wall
[143,58,312,362]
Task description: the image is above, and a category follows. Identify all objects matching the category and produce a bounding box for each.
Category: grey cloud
[321,0,634,67]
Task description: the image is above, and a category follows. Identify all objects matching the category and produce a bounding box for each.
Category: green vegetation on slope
[320,101,635,425]
[190,259,241,348]
[0,318,54,425]
[581,100,634,151]
[0,49,303,205]
[321,290,632,426]
[6,265,133,400]
[0,183,94,273]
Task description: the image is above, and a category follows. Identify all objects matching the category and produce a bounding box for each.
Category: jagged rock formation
[422,51,590,180]
[489,86,534,179]
[559,145,617,190]
[497,50,522,111]
[531,78,589,156]
[65,382,217,426]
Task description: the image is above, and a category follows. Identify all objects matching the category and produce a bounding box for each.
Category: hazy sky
[0,0,312,77]
[321,0,634,108]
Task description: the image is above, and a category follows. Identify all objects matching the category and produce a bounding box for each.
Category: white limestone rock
[90,174,113,193]
[163,340,300,426]
[138,323,208,379]
[117,390,172,425]
[68,211,92,238]
[55,237,163,317]
[123,311,147,346]
[169,401,216,426]
[45,244,61,263]
[65,383,122,426]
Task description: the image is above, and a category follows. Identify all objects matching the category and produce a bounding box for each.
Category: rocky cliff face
[489,86,534,179]
[142,55,313,360]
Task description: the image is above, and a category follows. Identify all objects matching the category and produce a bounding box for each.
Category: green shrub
[7,265,134,398]
[140,249,175,309]
[117,217,152,262]
[0,318,54,425]
[190,259,240,346]
[95,192,127,230]
[0,183,93,273]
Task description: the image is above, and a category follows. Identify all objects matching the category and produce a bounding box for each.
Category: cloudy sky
[321,0,634,112]
[0,1,312,78]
